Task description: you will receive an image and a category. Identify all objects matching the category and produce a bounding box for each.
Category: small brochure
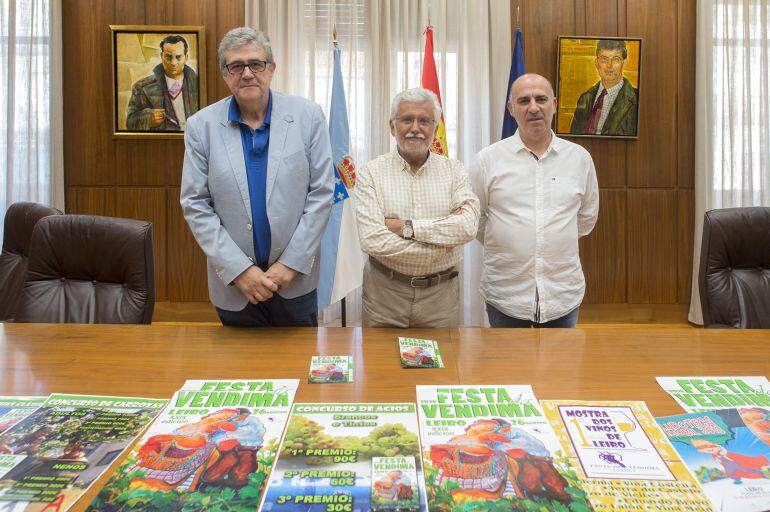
[398,338,444,368]
[658,408,770,512]
[262,403,425,511]
[308,355,353,383]
[86,379,298,512]
[416,385,591,511]
[371,456,419,511]
[656,376,770,413]
[0,396,46,435]
[542,399,715,511]
[0,393,167,511]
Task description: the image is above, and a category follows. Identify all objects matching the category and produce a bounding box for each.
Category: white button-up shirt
[356,150,479,276]
[469,130,599,322]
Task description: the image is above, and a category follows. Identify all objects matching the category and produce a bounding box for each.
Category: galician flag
[317,40,365,311]
[421,26,449,157]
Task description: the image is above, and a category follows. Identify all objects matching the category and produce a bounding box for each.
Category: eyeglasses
[396,115,435,128]
[598,56,623,66]
[225,59,270,75]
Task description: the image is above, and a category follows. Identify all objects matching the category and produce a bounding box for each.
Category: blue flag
[501,27,525,139]
[317,42,364,311]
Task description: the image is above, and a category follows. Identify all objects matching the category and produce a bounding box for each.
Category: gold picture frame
[111,25,207,139]
[555,36,642,139]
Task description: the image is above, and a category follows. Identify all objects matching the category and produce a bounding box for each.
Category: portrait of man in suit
[125,34,200,132]
[555,37,641,138]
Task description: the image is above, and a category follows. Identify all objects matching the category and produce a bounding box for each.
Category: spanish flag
[421,26,448,157]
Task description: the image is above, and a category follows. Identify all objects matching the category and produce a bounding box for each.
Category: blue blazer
[180,92,334,310]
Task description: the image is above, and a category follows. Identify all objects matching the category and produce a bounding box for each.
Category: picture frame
[555,36,642,139]
[111,25,207,139]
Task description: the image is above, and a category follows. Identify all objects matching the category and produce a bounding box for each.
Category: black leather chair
[15,215,155,324]
[699,207,770,328]
[0,202,62,320]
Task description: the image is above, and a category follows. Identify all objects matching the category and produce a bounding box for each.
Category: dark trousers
[216,289,318,327]
[486,303,579,328]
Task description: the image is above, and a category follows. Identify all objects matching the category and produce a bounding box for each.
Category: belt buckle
[410,276,428,288]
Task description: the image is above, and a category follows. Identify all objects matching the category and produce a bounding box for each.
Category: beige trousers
[361,260,459,328]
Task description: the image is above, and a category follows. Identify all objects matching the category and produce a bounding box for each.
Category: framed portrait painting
[555,36,642,138]
[111,25,207,139]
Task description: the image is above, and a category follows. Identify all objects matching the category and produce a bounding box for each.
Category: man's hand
[451,207,462,215]
[265,262,298,291]
[233,266,278,304]
[150,108,166,127]
[385,217,406,236]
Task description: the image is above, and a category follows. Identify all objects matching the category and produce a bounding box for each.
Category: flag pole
[332,22,346,328]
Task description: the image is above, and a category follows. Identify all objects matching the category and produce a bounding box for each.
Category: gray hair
[596,39,628,59]
[217,27,274,72]
[390,88,442,124]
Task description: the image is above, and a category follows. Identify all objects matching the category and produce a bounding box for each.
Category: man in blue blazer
[180,27,334,326]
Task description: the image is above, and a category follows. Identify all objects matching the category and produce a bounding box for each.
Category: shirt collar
[598,79,624,96]
[509,129,562,157]
[393,148,432,174]
[228,90,273,129]
[165,75,184,87]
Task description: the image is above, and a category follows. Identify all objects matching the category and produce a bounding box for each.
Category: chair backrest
[15,215,155,324]
[699,207,770,328]
[0,202,62,320]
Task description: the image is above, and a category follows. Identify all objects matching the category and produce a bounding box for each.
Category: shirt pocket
[548,176,581,210]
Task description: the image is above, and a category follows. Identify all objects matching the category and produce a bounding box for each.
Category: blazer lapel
[266,95,292,203]
[220,114,252,221]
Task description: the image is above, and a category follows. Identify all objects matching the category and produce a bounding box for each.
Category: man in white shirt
[356,88,479,328]
[469,73,599,328]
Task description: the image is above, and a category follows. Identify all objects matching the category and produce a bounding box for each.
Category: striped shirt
[595,80,624,133]
[355,150,479,276]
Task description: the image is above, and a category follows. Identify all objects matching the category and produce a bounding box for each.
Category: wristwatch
[403,220,414,239]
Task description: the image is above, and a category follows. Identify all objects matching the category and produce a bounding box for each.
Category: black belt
[370,258,458,288]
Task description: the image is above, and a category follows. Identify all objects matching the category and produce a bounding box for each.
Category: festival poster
[658,409,770,512]
[656,376,770,413]
[416,385,592,512]
[370,456,419,512]
[398,338,444,369]
[0,393,167,511]
[308,356,353,383]
[542,399,714,511]
[86,379,298,512]
[261,403,425,512]
[0,397,46,435]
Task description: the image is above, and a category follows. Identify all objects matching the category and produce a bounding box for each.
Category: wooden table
[1,323,769,510]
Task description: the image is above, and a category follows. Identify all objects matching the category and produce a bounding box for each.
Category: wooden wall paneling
[65,188,117,217]
[677,0,696,188]
[522,0,576,84]
[145,1,173,25]
[582,0,619,34]
[625,0,677,188]
[116,188,168,301]
[166,188,209,300]
[117,141,183,186]
[677,189,694,304]
[62,0,117,186]
[215,0,247,100]
[580,189,626,303]
[627,189,678,303]
[577,140,626,188]
[115,0,145,22]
